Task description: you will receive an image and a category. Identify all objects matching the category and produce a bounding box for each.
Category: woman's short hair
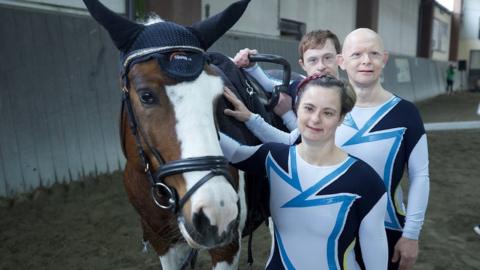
[295,74,356,116]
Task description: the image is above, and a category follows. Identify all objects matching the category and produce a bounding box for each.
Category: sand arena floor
[1,91,479,270]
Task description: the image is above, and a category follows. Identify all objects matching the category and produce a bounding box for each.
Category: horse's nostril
[190,208,238,247]
[192,209,217,237]
[193,209,211,230]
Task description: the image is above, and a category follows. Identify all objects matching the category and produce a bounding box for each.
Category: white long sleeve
[219,133,261,164]
[245,113,300,145]
[244,64,280,93]
[359,193,389,270]
[403,134,430,240]
[245,62,299,131]
[280,110,298,131]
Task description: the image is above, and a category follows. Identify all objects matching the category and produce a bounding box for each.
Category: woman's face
[296,85,343,144]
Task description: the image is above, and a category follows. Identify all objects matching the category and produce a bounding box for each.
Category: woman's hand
[223,87,253,122]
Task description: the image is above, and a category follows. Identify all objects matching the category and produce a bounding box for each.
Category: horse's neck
[123,164,181,250]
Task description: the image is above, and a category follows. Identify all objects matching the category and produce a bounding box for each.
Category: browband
[123,45,205,70]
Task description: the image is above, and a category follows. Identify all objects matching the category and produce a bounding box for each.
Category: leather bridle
[120,56,234,215]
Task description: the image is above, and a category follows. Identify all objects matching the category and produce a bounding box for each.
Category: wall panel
[378,0,420,56]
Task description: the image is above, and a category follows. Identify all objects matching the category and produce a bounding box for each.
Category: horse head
[83,0,250,253]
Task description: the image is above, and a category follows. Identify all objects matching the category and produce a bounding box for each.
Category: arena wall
[378,0,420,57]
[0,5,453,198]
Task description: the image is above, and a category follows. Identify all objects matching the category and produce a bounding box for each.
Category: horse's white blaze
[210,170,244,269]
[159,243,191,269]
[166,72,238,236]
[237,171,247,239]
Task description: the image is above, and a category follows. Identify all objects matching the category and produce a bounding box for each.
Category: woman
[221,74,388,269]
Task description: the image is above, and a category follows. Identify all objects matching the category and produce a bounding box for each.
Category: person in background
[221,74,388,269]
[446,64,455,94]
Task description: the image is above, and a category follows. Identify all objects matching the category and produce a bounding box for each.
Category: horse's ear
[83,0,144,52]
[188,0,251,50]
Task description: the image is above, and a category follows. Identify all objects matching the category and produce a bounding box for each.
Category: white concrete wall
[279,0,356,42]
[203,0,421,57]
[431,5,452,61]
[378,0,420,56]
[458,0,480,62]
[202,0,279,38]
[202,0,356,42]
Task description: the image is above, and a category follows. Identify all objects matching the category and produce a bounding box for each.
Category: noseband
[121,59,234,214]
[151,156,233,213]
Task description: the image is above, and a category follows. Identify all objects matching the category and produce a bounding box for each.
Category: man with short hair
[226,29,341,130]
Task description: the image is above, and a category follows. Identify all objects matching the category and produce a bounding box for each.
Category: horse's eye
[138,90,157,104]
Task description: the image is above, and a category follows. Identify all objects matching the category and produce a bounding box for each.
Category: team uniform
[220,134,388,270]
[245,96,430,269]
[337,96,430,269]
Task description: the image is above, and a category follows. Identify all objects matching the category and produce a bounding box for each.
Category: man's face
[338,33,388,88]
[299,39,339,77]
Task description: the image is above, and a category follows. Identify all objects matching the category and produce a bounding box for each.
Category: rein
[121,85,234,214]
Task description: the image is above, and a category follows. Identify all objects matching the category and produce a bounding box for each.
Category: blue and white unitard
[244,96,430,247]
[336,97,429,237]
[220,134,388,270]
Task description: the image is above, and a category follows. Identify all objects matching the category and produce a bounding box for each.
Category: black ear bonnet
[122,21,206,82]
[83,0,251,83]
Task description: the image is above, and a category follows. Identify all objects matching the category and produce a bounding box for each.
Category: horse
[83,0,270,269]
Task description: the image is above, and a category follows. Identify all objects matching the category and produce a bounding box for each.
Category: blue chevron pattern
[266,149,359,269]
[342,97,405,230]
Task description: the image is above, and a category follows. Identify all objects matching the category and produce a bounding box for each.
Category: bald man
[335,28,429,270]
[224,28,430,270]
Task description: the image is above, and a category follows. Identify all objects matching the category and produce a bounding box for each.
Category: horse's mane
[141,14,165,25]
